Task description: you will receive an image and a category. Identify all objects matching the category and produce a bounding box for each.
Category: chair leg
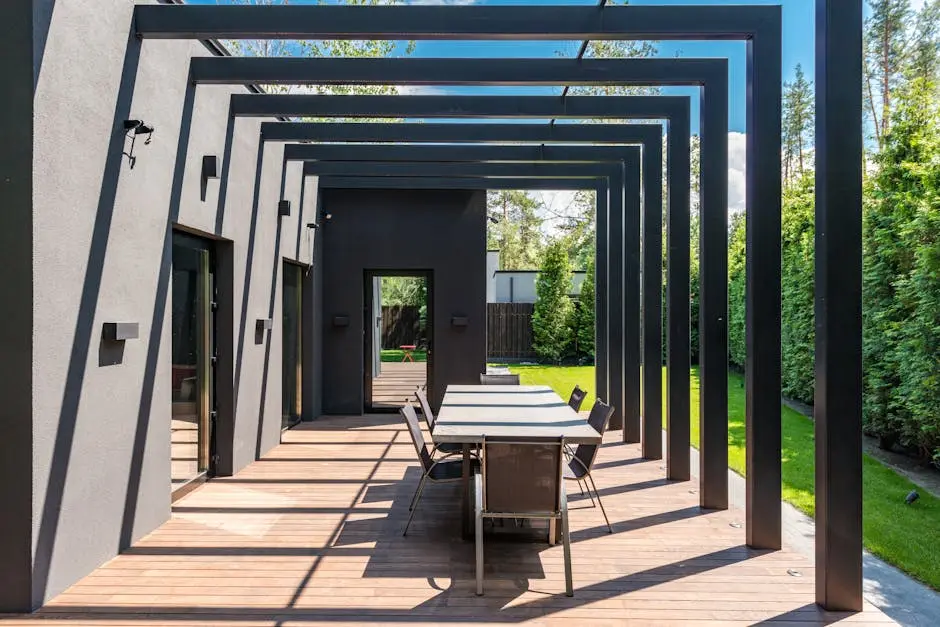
[588,474,612,533]
[407,475,424,512]
[560,488,573,597]
[403,474,428,536]
[474,474,484,596]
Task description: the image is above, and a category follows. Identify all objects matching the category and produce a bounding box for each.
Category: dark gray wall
[320,188,487,414]
[14,0,316,611]
[0,0,35,613]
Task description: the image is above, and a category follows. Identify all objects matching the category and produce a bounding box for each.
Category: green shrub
[532,241,575,363]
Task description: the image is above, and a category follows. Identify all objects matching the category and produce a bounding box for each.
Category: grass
[502,363,940,590]
[380,349,427,362]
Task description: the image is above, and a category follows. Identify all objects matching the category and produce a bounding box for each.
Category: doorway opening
[364,271,432,412]
[170,232,217,500]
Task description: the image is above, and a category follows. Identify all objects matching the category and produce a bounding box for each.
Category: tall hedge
[726,173,816,406]
[863,75,940,460]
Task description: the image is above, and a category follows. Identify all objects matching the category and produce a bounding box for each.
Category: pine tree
[782,64,814,185]
[909,0,940,84]
[532,242,575,363]
[864,0,912,149]
[485,191,545,270]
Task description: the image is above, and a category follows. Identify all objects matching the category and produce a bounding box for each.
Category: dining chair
[474,436,573,597]
[415,388,465,457]
[479,373,521,385]
[564,399,615,533]
[400,404,478,535]
[567,385,588,412]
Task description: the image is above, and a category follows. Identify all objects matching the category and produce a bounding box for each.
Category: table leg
[462,444,471,539]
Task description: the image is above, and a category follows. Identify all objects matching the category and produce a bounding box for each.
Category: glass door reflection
[171,233,214,495]
[282,262,303,429]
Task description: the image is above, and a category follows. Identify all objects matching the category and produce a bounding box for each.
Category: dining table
[433,384,602,538]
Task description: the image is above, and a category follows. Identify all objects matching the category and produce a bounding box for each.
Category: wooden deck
[10,415,893,626]
[371,361,427,409]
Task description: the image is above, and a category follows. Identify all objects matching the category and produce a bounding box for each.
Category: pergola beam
[264,122,680,144]
[317,177,608,191]
[231,94,684,120]
[192,57,722,87]
[134,4,777,41]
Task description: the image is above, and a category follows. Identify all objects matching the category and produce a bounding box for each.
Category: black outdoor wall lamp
[278,199,291,216]
[121,119,155,169]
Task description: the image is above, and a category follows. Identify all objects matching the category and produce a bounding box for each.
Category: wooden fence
[381,305,421,348]
[487,302,537,361]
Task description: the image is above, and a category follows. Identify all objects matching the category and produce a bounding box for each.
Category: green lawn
[503,363,940,590]
[380,349,427,362]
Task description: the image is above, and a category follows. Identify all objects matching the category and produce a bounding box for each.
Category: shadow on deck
[14,415,892,625]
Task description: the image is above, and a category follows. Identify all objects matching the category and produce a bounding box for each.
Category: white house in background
[485,250,588,304]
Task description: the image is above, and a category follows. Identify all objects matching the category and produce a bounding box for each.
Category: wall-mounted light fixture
[256,318,273,332]
[278,200,291,217]
[121,119,155,169]
[201,155,219,201]
[451,316,469,327]
[102,322,139,342]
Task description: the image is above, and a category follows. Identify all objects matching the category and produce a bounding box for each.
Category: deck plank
[6,415,893,626]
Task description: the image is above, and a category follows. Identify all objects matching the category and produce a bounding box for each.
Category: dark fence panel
[487,302,537,360]
[382,305,421,348]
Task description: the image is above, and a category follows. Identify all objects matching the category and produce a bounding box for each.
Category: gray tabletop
[433,384,602,444]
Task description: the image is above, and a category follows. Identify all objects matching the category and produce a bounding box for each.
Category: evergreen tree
[555,190,597,270]
[532,242,575,363]
[864,0,912,148]
[576,258,596,361]
[909,0,940,83]
[782,64,815,184]
[486,191,545,270]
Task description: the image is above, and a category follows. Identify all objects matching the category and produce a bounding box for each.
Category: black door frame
[363,269,434,413]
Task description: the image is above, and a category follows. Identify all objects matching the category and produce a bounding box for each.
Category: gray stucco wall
[9,0,317,611]
[320,189,487,414]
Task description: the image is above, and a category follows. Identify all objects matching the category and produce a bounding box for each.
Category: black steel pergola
[236,95,691,467]
[216,56,730,487]
[134,2,864,611]
[269,122,673,465]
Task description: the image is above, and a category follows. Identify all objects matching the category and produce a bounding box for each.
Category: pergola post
[642,137,664,459]
[698,80,730,511]
[623,158,642,444]
[814,0,864,611]
[595,181,610,407]
[667,114,692,480]
[746,14,784,550]
[607,167,626,432]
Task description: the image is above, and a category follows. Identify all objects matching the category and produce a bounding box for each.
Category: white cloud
[728,131,747,215]
[397,85,454,95]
